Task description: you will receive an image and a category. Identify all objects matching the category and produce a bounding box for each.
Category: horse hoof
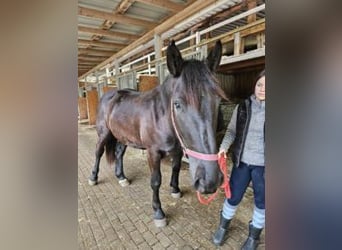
[154,218,167,228]
[171,192,181,199]
[88,179,97,186]
[118,178,130,187]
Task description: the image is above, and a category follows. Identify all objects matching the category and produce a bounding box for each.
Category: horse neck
[158,77,174,112]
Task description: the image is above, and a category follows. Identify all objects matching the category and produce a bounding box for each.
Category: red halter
[170,99,230,204]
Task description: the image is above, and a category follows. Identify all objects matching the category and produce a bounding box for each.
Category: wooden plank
[78,39,127,49]
[240,22,265,37]
[78,49,115,57]
[135,0,184,12]
[78,6,157,29]
[78,26,140,40]
[78,66,94,69]
[78,55,108,61]
[218,57,265,74]
[79,62,98,65]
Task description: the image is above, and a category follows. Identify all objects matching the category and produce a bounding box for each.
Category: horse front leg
[147,149,166,227]
[170,148,183,198]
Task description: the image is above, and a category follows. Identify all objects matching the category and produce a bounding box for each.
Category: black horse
[89,40,227,227]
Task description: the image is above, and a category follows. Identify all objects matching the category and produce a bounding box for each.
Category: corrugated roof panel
[100,37,130,44]
[78,16,104,27]
[125,2,170,22]
[78,0,120,12]
[161,0,245,39]
[79,33,94,40]
[110,23,145,35]
[171,0,188,3]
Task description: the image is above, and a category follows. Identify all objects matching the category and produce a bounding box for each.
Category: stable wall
[138,75,159,92]
[86,89,98,125]
[78,97,88,120]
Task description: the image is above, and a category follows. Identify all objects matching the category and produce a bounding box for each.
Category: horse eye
[174,101,181,110]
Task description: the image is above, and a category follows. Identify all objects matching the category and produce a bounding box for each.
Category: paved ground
[78,124,265,249]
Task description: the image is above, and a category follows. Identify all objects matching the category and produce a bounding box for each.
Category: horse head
[167,40,227,194]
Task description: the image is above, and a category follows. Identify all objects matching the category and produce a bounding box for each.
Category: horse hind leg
[88,131,113,186]
[113,141,130,187]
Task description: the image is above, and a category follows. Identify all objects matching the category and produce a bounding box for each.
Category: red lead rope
[197,155,231,205]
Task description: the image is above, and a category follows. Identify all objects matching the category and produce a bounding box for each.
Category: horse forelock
[178,60,226,108]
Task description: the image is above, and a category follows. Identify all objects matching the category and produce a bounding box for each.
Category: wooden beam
[117,0,136,14]
[240,22,265,37]
[78,26,140,40]
[78,39,127,49]
[79,62,98,66]
[78,49,115,57]
[79,68,93,71]
[215,1,245,19]
[135,0,184,12]
[78,56,108,61]
[78,59,99,65]
[78,6,156,29]
[217,57,265,74]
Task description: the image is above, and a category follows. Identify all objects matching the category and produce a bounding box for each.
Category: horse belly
[109,117,145,149]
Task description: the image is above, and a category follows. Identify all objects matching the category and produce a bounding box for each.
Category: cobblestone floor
[78,124,265,249]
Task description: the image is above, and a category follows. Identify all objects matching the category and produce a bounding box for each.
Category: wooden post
[114,60,120,88]
[106,67,110,84]
[247,0,257,24]
[195,31,201,51]
[154,34,162,60]
[86,89,99,125]
[154,34,162,79]
[257,33,265,48]
[234,32,241,56]
[147,55,151,75]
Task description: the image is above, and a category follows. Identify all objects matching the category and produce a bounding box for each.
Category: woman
[213,69,265,250]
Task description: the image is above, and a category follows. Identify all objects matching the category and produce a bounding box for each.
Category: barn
[78,0,265,249]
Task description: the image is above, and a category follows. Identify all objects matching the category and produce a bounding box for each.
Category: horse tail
[105,133,117,166]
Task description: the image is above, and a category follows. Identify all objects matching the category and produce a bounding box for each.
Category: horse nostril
[194,177,205,192]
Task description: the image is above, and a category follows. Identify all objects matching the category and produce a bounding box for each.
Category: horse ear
[206,40,222,72]
[167,40,183,77]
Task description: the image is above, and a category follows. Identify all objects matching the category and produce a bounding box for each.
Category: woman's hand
[218,149,227,159]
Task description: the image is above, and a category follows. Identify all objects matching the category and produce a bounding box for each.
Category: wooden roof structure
[78,0,265,81]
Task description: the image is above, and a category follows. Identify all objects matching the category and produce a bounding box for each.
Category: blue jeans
[227,161,265,209]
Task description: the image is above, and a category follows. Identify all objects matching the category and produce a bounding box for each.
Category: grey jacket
[219,95,265,166]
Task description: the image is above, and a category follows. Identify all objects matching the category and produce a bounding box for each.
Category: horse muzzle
[193,166,224,194]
